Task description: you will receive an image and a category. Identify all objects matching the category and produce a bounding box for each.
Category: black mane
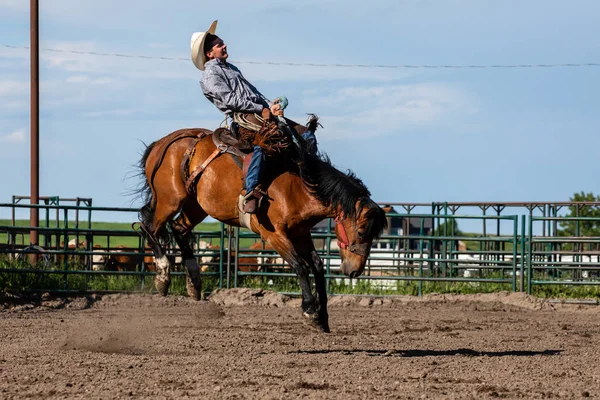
[297,152,387,239]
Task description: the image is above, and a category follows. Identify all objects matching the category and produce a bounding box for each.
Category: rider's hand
[270,103,284,117]
[261,107,272,120]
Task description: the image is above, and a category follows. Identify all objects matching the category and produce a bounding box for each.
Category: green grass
[2,220,600,300]
[3,255,600,300]
[0,256,222,295]
[0,220,264,249]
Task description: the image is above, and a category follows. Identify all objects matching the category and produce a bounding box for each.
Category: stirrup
[243,197,258,214]
[244,187,267,210]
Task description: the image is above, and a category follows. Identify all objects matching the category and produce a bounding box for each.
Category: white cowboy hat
[190,20,218,71]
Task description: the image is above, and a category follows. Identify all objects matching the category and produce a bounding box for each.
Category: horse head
[335,198,387,278]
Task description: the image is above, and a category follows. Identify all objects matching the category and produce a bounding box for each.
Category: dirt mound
[205,290,555,311]
[319,292,556,311]
[91,293,205,309]
[208,288,290,307]
[417,291,557,311]
[3,290,595,315]
[0,292,99,312]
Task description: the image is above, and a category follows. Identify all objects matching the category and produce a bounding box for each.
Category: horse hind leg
[137,136,194,296]
[139,196,187,296]
[171,201,208,300]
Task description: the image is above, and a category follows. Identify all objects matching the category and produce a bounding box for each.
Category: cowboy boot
[243,187,265,214]
[243,192,259,214]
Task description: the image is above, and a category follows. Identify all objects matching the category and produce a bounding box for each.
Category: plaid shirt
[200,58,272,115]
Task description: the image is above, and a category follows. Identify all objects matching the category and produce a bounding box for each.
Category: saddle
[181,114,317,195]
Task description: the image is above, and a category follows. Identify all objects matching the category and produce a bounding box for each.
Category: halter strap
[335,213,349,250]
[335,213,370,257]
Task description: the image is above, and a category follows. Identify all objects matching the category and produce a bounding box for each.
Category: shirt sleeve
[201,69,265,114]
[238,73,273,109]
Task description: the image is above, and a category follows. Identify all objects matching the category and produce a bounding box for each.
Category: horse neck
[272,172,333,224]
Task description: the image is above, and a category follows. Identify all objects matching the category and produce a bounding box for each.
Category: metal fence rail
[1,202,600,296]
[528,216,600,293]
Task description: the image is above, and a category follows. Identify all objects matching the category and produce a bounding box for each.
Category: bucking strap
[182,129,250,195]
[179,131,211,187]
[185,147,221,195]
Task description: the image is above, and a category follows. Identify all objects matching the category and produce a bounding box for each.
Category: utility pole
[30,0,40,247]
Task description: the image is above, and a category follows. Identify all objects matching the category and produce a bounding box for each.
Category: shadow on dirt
[291,348,562,357]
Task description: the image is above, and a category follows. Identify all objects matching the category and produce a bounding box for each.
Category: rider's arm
[200,69,266,114]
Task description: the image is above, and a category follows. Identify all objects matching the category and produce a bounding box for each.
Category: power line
[3,43,600,69]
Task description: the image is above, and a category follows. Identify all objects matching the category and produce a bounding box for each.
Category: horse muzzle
[340,259,364,279]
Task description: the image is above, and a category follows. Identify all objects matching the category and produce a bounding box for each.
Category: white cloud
[0,80,28,96]
[0,0,28,11]
[0,128,26,143]
[236,62,412,83]
[82,108,140,117]
[65,75,116,85]
[304,83,477,139]
[3,100,28,113]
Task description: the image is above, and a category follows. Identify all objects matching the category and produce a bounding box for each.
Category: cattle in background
[196,240,219,272]
[91,245,107,271]
[92,240,217,273]
[251,241,287,271]
[204,241,289,273]
[56,238,88,266]
[92,245,157,272]
[102,245,145,272]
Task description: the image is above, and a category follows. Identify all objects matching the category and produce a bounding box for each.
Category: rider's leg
[285,115,319,155]
[302,130,318,155]
[243,145,265,213]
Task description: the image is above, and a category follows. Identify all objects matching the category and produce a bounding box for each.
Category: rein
[334,213,370,257]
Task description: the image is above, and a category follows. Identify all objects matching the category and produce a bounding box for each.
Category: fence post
[418,217,424,296]
[326,218,332,292]
[233,227,239,288]
[527,215,533,294]
[62,207,69,290]
[511,215,518,292]
[219,223,225,289]
[519,215,525,292]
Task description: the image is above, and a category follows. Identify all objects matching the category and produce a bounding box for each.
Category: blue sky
[1,0,599,224]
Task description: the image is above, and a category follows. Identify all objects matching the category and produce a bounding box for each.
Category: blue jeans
[302,130,318,155]
[245,145,264,194]
[245,129,318,193]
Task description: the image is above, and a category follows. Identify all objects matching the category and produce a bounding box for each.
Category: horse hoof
[154,278,170,296]
[185,276,202,301]
[302,312,330,333]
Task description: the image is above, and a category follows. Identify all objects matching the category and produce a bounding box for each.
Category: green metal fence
[528,216,600,293]
[1,201,600,297]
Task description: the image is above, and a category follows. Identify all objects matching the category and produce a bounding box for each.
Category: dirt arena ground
[1,289,600,399]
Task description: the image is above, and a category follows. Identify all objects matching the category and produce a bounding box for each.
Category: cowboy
[191,20,318,214]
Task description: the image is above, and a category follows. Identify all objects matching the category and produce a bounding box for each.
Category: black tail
[136,141,170,245]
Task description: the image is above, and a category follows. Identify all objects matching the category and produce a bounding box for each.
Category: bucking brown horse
[135,118,387,332]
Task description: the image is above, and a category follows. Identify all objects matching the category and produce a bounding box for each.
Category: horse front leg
[295,235,330,332]
[266,237,329,333]
[307,249,329,333]
[172,226,202,300]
